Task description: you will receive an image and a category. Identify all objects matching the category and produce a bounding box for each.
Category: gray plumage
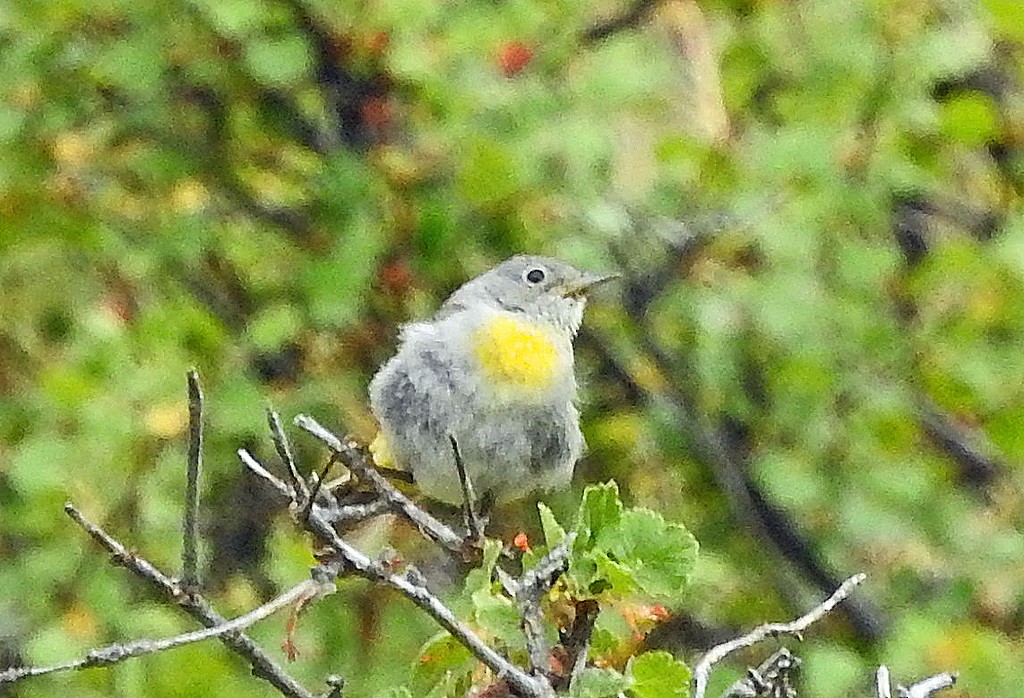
[369,255,613,504]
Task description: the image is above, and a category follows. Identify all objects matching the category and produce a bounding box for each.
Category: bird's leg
[449,435,486,550]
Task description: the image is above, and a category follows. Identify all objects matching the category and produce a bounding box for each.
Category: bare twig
[692,573,867,698]
[3,504,318,697]
[238,448,388,528]
[238,448,295,498]
[899,671,958,698]
[878,665,958,698]
[238,447,553,698]
[300,454,337,522]
[450,435,484,545]
[498,532,578,677]
[877,665,893,698]
[268,407,309,501]
[0,576,321,683]
[717,648,800,698]
[182,369,204,590]
[293,415,466,554]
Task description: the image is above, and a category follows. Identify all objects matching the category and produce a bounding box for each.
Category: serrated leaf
[628,651,691,698]
[570,666,632,697]
[567,482,697,601]
[538,501,567,547]
[575,481,623,550]
[610,509,698,599]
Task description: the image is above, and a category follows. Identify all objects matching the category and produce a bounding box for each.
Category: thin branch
[268,407,309,501]
[450,435,484,545]
[238,448,552,698]
[0,577,321,683]
[581,0,663,45]
[239,448,295,499]
[562,599,600,689]
[878,665,958,698]
[877,665,893,698]
[3,503,319,697]
[900,672,958,698]
[717,648,800,698]
[293,415,466,554]
[691,573,867,698]
[238,448,389,528]
[183,369,204,590]
[498,532,578,677]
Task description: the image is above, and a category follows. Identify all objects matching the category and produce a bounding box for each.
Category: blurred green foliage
[1,0,1023,695]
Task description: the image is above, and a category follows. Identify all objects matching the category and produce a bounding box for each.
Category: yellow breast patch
[472,315,560,393]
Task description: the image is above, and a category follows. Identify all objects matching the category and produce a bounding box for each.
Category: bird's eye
[524,267,546,285]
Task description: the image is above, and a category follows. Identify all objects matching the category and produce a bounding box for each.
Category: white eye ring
[523,267,546,284]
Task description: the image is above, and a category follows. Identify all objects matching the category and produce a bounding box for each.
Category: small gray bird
[368,255,615,505]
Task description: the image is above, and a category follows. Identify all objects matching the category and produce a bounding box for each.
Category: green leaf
[456,139,520,206]
[628,651,691,698]
[570,666,632,698]
[412,633,475,693]
[611,509,699,599]
[244,34,311,86]
[538,501,567,547]
[984,0,1024,40]
[939,93,1000,146]
[463,538,505,596]
[471,587,523,648]
[245,303,302,351]
[575,481,623,550]
[568,481,698,601]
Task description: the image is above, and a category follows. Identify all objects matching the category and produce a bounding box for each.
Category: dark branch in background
[590,320,885,643]
[889,194,1012,500]
[595,208,885,643]
[581,0,664,45]
[180,79,315,241]
[276,0,391,152]
[891,193,999,270]
[182,369,204,590]
[608,209,718,318]
[918,400,1006,494]
[932,57,1024,198]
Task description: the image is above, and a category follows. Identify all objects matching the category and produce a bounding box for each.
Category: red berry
[513,532,531,553]
[498,41,533,78]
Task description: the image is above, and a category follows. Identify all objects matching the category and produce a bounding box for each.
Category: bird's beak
[562,271,620,298]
